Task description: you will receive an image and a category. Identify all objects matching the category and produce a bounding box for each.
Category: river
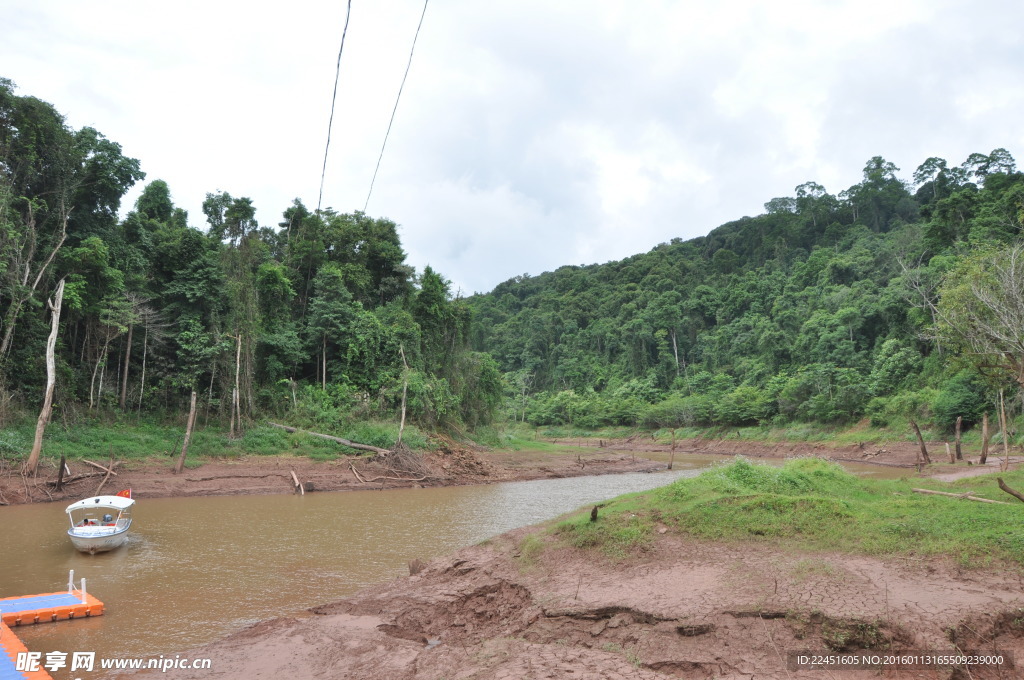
[2,453,901,675]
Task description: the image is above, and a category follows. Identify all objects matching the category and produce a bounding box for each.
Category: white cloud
[3,0,1022,294]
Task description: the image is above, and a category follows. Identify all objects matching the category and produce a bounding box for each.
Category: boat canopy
[65,495,136,513]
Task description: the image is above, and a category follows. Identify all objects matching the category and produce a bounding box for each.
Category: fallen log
[997,477,1024,504]
[910,488,1010,505]
[268,422,390,455]
[83,459,119,475]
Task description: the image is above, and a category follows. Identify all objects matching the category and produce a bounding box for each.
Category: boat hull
[68,527,130,554]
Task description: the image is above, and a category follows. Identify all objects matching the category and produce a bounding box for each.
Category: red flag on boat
[116,488,132,499]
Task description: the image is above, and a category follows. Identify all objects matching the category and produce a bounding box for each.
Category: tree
[24,278,64,476]
[934,242,1024,388]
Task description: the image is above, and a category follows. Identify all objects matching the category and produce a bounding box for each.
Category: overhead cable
[317,0,353,214]
[364,0,429,213]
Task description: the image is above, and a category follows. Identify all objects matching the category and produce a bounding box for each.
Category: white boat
[66,491,135,554]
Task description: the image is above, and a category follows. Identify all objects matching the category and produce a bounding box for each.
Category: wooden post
[55,454,66,492]
[25,279,65,476]
[909,420,931,465]
[945,442,955,464]
[174,390,198,474]
[954,416,963,461]
[980,413,990,464]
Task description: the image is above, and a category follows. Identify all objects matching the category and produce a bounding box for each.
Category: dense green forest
[0,78,502,441]
[3,77,1023,453]
[467,152,1024,434]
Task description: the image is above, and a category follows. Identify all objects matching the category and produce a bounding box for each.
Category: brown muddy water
[2,454,906,677]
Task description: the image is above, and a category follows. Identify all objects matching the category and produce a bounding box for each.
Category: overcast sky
[3,1,1022,294]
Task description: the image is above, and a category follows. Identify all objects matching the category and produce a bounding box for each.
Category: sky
[3,0,1023,295]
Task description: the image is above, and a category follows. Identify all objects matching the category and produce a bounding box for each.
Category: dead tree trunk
[999,390,1010,471]
[980,413,990,464]
[909,420,931,465]
[24,279,65,476]
[119,323,133,410]
[230,332,242,438]
[137,325,148,413]
[174,390,198,474]
[397,344,409,446]
[669,428,676,470]
[0,206,68,359]
[954,416,963,461]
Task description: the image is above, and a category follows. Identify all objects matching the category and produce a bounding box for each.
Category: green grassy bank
[552,457,1024,568]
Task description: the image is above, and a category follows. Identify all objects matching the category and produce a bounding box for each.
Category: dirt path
[119,526,1024,679]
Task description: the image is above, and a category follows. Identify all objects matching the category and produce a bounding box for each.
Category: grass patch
[515,533,545,569]
[0,416,431,466]
[554,456,1024,567]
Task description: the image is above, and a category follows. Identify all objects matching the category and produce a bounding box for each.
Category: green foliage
[931,372,989,431]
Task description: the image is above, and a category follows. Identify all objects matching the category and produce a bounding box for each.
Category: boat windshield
[68,505,131,529]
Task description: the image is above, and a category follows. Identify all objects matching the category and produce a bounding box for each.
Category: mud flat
[117,521,1024,680]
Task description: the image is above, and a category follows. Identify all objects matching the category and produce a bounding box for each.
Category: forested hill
[466,152,1024,431]
[0,78,502,433]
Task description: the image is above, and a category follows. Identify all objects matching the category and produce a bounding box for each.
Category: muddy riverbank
[120,524,1024,680]
[6,433,1016,506]
[0,440,666,505]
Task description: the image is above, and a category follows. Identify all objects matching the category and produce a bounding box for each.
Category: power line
[364,0,429,213]
[317,0,353,215]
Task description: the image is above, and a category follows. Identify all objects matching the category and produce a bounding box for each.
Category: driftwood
[95,455,117,496]
[268,422,390,455]
[910,488,1010,505]
[46,471,106,486]
[349,462,426,484]
[997,478,1024,504]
